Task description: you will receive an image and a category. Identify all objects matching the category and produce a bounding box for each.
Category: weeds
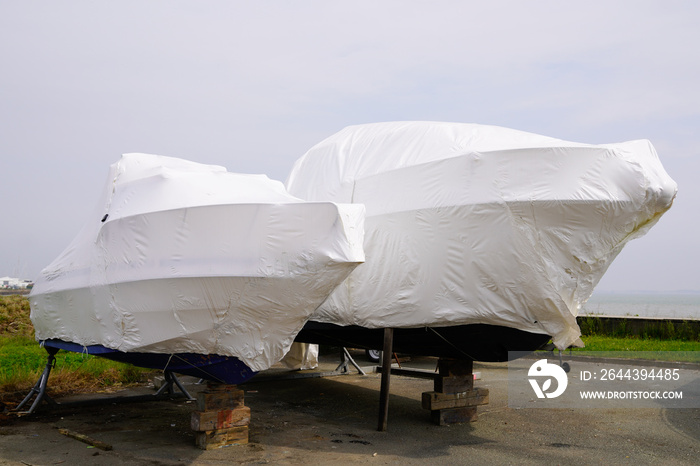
[0,295,33,337]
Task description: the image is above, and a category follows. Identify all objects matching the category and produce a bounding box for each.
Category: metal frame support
[154,370,195,400]
[15,347,59,414]
[15,348,196,415]
[335,347,366,375]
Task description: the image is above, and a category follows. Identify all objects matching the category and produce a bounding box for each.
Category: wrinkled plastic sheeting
[30,154,365,371]
[286,122,677,350]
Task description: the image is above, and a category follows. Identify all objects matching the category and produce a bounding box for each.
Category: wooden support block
[431,407,478,425]
[195,426,249,450]
[428,358,485,425]
[421,388,489,410]
[197,389,245,411]
[434,375,474,394]
[191,406,251,431]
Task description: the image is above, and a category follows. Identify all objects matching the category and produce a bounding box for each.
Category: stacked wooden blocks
[191,383,250,449]
[422,358,489,425]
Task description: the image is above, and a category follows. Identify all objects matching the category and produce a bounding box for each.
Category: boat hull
[41,339,257,385]
[296,322,551,362]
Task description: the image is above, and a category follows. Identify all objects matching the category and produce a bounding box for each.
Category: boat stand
[154,370,195,400]
[540,343,573,373]
[14,347,195,415]
[335,347,366,375]
[14,346,59,414]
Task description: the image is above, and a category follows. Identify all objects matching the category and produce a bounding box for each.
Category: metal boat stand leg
[335,347,366,375]
[557,349,571,373]
[154,370,195,400]
[15,347,59,414]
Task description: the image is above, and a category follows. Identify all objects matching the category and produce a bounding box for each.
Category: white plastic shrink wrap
[30,154,365,371]
[286,122,677,350]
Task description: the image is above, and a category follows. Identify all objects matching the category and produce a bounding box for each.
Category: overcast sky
[1,1,698,293]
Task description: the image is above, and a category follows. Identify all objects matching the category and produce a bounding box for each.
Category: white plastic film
[286,122,677,349]
[30,153,365,371]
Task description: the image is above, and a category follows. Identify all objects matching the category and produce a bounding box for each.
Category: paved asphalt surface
[1,349,698,465]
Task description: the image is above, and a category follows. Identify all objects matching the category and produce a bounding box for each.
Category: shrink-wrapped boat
[288,122,677,359]
[30,153,364,382]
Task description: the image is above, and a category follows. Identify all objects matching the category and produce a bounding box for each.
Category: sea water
[581,292,700,320]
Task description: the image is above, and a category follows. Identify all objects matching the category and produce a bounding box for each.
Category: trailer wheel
[366,349,382,363]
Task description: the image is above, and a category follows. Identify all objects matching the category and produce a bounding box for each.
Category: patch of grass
[0,296,152,405]
[536,337,700,363]
[575,315,699,361]
[530,336,698,364]
[577,335,700,353]
[568,336,700,363]
[0,295,33,337]
[578,315,700,341]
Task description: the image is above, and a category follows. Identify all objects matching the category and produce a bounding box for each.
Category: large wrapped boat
[289,122,677,360]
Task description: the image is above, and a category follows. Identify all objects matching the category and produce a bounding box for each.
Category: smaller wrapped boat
[30,153,365,384]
